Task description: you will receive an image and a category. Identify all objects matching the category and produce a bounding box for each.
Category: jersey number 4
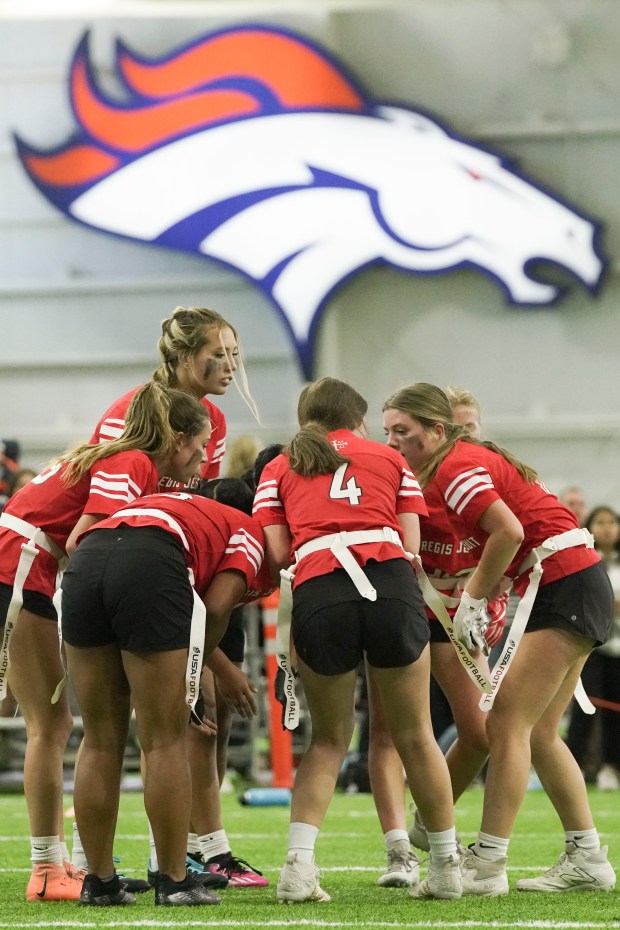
[329,463,362,506]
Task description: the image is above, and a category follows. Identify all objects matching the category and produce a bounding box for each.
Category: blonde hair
[58,383,209,485]
[152,305,260,423]
[287,378,368,477]
[383,382,538,487]
[224,435,261,478]
[445,385,481,418]
[152,306,236,385]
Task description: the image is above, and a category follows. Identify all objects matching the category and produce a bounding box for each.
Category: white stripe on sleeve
[398,468,424,498]
[225,529,264,574]
[98,419,126,442]
[444,468,494,515]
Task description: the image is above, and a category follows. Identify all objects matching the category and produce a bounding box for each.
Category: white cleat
[407,808,430,852]
[409,853,462,900]
[516,843,616,893]
[377,840,420,888]
[460,848,509,896]
[276,853,331,904]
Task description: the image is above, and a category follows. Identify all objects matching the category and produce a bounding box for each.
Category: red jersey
[91,385,226,479]
[418,486,507,640]
[253,429,427,588]
[429,441,599,597]
[89,492,265,597]
[0,450,159,596]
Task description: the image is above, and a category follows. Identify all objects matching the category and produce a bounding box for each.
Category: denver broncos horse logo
[16,25,605,376]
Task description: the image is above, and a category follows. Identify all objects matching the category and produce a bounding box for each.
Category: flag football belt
[412,559,494,695]
[478,527,595,714]
[277,527,404,730]
[51,508,205,721]
[0,513,65,701]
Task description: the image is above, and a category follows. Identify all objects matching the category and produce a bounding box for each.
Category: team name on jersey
[421,535,480,556]
[457,536,480,554]
[421,540,453,555]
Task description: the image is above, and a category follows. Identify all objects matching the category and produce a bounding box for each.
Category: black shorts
[61,526,194,653]
[219,605,245,664]
[526,562,614,646]
[0,581,57,624]
[428,617,451,643]
[292,558,429,675]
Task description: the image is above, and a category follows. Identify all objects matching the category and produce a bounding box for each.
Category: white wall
[1,0,619,511]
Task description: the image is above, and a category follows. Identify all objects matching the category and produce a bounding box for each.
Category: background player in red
[371,385,508,878]
[383,382,615,896]
[60,490,265,907]
[253,377,461,903]
[0,384,210,902]
[89,305,266,887]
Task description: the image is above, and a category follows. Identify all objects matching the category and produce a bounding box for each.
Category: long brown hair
[287,378,368,477]
[57,383,209,484]
[383,382,538,487]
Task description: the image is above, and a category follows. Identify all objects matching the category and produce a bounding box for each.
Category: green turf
[0,785,618,927]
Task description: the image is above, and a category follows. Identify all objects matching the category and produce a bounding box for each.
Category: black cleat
[155,870,221,906]
[79,872,136,906]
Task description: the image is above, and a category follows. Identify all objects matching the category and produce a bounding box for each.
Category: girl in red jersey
[0,383,210,902]
[253,378,461,903]
[372,386,506,883]
[92,306,256,479]
[382,383,615,897]
[60,490,265,907]
[90,306,266,888]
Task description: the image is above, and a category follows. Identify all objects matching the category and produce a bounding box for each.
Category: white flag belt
[480,527,596,715]
[0,514,66,701]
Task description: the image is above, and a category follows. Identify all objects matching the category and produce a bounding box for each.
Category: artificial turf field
[0,785,618,928]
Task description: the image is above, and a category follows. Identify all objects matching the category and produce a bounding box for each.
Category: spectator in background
[9,468,37,497]
[565,505,620,790]
[0,440,21,514]
[559,486,587,528]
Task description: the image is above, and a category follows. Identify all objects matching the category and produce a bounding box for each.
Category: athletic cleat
[377,840,420,887]
[408,808,430,852]
[119,874,152,893]
[206,851,269,887]
[277,853,331,903]
[26,862,84,902]
[409,853,462,899]
[79,872,136,906]
[111,855,152,893]
[516,843,616,893]
[460,848,509,896]
[186,851,229,888]
[155,870,221,906]
[64,861,87,881]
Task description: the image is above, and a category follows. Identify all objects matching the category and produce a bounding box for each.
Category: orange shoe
[26,862,84,901]
[64,861,88,880]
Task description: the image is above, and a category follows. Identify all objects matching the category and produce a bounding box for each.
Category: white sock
[71,822,87,869]
[148,821,158,871]
[200,830,231,862]
[187,832,201,855]
[61,840,70,863]
[473,831,509,861]
[31,835,63,866]
[288,822,319,864]
[566,828,599,852]
[384,828,409,849]
[427,827,457,860]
